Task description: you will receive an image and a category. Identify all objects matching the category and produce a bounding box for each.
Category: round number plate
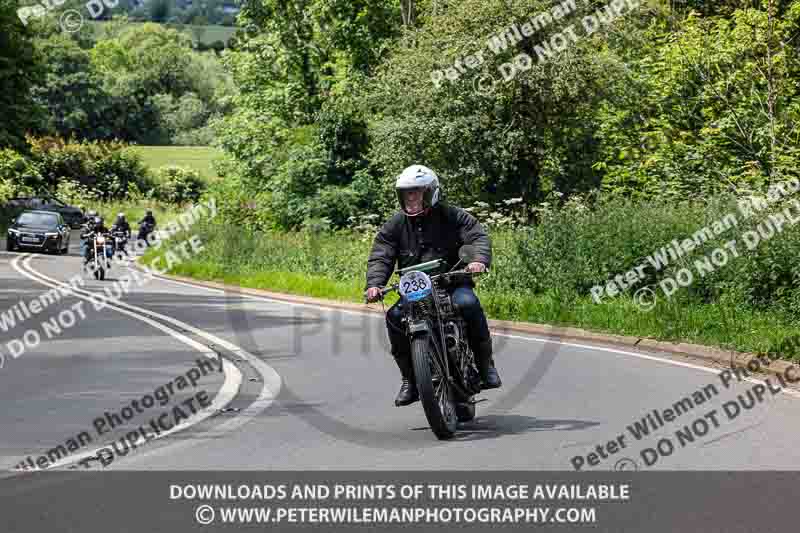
[398,271,433,301]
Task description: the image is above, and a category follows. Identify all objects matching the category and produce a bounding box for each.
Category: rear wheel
[412,335,457,440]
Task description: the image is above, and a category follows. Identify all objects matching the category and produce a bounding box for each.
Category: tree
[0,0,45,151]
[31,33,116,140]
[364,0,617,210]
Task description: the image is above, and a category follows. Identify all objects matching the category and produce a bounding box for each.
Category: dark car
[6,210,71,254]
[2,196,85,228]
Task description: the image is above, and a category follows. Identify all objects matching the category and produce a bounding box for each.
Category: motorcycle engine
[444,321,459,352]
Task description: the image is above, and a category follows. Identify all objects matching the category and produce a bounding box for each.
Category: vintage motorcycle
[371,245,484,440]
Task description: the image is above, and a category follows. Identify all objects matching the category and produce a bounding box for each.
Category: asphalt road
[3,230,800,473]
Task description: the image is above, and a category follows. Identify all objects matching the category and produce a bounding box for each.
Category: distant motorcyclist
[365,164,501,407]
[138,210,157,246]
[139,210,156,228]
[85,210,98,230]
[112,213,131,237]
[81,210,99,255]
[81,216,110,261]
[111,213,131,256]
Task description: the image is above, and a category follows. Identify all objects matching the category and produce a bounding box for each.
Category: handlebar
[364,269,485,303]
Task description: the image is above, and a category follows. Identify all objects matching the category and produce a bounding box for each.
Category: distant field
[131,146,223,183]
[88,21,237,46]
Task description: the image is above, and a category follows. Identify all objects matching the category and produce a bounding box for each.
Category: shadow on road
[443,414,599,442]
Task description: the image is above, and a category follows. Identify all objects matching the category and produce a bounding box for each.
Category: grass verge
[150,223,800,363]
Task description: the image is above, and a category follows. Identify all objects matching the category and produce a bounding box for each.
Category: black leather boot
[474,338,502,389]
[392,353,419,406]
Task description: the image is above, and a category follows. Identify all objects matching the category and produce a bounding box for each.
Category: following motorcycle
[369,245,484,440]
[111,229,129,259]
[137,222,155,246]
[84,232,114,280]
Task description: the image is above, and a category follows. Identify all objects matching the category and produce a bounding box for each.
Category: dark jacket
[365,203,492,290]
[112,220,131,235]
[139,214,156,226]
[81,224,109,240]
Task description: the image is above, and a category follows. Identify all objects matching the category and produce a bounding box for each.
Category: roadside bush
[0,148,43,193]
[516,192,800,317]
[154,165,205,204]
[55,180,100,207]
[0,178,13,204]
[26,137,153,199]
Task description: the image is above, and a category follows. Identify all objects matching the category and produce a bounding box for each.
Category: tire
[412,335,457,440]
[455,402,475,422]
[6,240,13,252]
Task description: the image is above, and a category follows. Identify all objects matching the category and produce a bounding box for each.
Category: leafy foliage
[153,165,205,204]
[0,0,46,151]
[27,136,153,199]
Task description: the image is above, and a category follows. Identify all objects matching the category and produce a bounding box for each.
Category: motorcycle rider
[139,209,156,227]
[81,216,110,262]
[138,209,157,246]
[81,210,99,256]
[85,210,98,230]
[111,212,131,256]
[365,164,502,407]
[112,213,131,236]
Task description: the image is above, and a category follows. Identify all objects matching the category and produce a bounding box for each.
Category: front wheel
[412,335,457,440]
[455,402,475,422]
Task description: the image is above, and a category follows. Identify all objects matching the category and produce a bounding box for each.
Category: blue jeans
[386,285,491,358]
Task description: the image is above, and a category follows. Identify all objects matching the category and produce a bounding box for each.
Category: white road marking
[145,268,800,399]
[10,254,281,470]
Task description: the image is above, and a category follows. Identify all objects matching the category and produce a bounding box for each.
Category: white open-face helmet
[395,164,441,216]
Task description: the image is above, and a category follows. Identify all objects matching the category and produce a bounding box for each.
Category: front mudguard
[407,319,430,336]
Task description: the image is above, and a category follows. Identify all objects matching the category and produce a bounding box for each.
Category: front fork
[407,318,451,387]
